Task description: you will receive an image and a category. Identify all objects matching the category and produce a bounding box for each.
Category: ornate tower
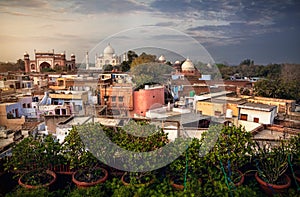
[86,51,89,70]
[24,52,30,73]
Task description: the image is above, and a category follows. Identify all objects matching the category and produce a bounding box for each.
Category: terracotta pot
[170,179,184,190]
[295,170,300,183]
[170,177,202,190]
[18,169,57,189]
[72,168,108,188]
[234,170,244,186]
[255,172,291,196]
[121,173,154,187]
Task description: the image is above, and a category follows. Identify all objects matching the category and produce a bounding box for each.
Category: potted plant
[62,126,108,188]
[288,133,300,183]
[202,125,254,187]
[254,140,291,195]
[5,135,59,189]
[18,169,57,189]
[71,151,109,188]
[168,138,203,190]
[115,120,168,187]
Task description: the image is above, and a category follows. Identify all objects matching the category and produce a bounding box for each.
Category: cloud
[68,0,151,14]
[0,0,48,8]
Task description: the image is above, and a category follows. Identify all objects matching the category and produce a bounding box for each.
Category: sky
[0,0,299,65]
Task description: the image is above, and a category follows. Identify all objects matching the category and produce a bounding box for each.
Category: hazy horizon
[1,0,299,65]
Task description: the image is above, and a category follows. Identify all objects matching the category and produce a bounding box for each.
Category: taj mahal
[86,44,126,70]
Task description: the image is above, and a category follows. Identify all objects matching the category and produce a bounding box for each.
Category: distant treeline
[216,63,282,80]
[0,59,25,72]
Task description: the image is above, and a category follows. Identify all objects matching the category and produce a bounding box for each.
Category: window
[111,96,116,102]
[118,96,123,102]
[240,114,248,121]
[27,103,31,108]
[74,105,82,112]
[61,109,66,115]
[214,111,222,116]
[253,117,259,123]
[23,103,26,108]
[55,109,60,115]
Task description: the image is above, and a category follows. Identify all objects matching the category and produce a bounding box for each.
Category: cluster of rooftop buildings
[1,45,299,158]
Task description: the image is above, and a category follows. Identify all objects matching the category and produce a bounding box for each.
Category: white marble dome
[158,55,166,62]
[103,44,115,55]
[181,58,195,71]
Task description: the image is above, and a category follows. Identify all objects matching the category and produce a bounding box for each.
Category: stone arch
[40,62,51,70]
[31,64,35,70]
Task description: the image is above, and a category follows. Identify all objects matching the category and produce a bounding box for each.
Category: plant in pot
[288,133,300,184]
[71,151,109,189]
[168,137,203,190]
[254,140,291,195]
[202,125,254,188]
[62,126,108,188]
[115,120,169,187]
[5,135,59,189]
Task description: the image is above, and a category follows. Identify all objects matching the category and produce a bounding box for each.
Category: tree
[130,62,173,88]
[103,64,113,71]
[254,78,300,102]
[130,52,156,68]
[120,61,130,72]
[240,59,254,66]
[127,50,138,63]
[16,59,25,71]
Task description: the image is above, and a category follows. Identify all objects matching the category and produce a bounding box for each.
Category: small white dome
[103,44,115,55]
[174,60,180,64]
[158,55,166,62]
[182,58,195,71]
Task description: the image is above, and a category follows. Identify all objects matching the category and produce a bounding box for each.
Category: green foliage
[0,59,24,72]
[199,125,254,187]
[103,64,113,71]
[240,59,254,66]
[254,78,300,101]
[120,61,130,72]
[61,127,86,170]
[255,141,290,184]
[288,133,300,166]
[5,135,62,172]
[5,186,50,197]
[217,63,282,79]
[130,52,156,68]
[130,62,173,87]
[41,67,56,72]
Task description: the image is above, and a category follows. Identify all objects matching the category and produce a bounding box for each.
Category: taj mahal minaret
[85,51,89,70]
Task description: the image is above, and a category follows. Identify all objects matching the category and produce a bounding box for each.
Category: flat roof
[58,116,91,126]
[0,102,18,106]
[238,102,276,112]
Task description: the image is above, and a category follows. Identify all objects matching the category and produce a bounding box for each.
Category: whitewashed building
[238,102,277,124]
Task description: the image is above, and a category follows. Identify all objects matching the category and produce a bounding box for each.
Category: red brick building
[133,85,165,116]
[24,50,76,73]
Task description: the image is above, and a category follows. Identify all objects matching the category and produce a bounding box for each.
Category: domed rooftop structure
[103,44,115,56]
[181,58,195,71]
[174,60,180,64]
[158,55,166,62]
